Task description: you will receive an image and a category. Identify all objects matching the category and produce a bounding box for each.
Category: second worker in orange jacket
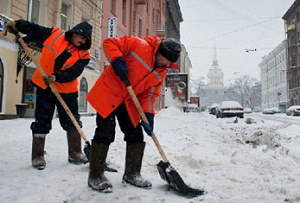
[87,35,181,192]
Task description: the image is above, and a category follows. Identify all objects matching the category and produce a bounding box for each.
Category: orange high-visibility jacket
[87,36,178,127]
[31,28,90,93]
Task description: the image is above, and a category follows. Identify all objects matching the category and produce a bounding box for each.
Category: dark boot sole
[33,165,46,170]
[68,159,89,165]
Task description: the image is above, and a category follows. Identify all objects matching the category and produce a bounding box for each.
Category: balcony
[134,0,148,5]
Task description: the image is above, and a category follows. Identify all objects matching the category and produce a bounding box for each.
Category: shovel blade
[157,161,205,197]
[83,141,91,161]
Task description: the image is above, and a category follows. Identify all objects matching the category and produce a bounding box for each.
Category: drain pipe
[55,0,62,27]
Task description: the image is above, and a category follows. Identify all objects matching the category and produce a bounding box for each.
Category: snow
[219,101,242,108]
[1,108,300,202]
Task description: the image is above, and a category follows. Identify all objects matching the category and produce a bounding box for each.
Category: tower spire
[212,41,218,67]
[213,41,217,61]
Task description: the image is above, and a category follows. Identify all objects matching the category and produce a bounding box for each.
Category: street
[1,108,300,203]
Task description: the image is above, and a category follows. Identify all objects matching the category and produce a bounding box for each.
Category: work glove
[141,113,154,136]
[5,21,18,34]
[42,75,56,86]
[111,57,128,81]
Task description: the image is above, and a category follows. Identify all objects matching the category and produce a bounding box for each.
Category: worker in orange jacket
[87,35,181,192]
[6,20,92,170]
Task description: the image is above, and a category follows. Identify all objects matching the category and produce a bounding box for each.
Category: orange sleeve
[102,35,137,62]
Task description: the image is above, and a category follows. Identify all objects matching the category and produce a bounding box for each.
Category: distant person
[86,35,181,192]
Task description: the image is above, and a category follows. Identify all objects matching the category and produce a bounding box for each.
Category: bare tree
[231,75,258,107]
[190,76,205,96]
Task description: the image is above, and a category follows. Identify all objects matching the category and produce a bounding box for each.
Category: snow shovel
[6,27,91,161]
[124,80,205,197]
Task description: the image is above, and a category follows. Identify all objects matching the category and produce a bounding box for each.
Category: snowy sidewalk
[1,108,300,202]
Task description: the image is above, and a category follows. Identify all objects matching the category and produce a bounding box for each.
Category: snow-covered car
[262,108,275,115]
[216,101,244,118]
[271,107,281,114]
[209,103,219,115]
[244,108,252,114]
[286,105,300,116]
[185,103,199,113]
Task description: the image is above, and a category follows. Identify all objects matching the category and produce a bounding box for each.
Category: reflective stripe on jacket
[31,28,90,93]
[87,35,178,127]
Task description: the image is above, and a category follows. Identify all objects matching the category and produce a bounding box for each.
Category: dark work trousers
[93,103,144,145]
[30,87,82,135]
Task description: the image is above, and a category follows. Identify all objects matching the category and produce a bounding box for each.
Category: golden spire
[213,41,217,61]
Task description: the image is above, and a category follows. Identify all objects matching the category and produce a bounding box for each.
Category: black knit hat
[65,21,93,50]
[158,38,181,62]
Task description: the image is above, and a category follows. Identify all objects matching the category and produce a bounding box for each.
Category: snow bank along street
[1,107,300,202]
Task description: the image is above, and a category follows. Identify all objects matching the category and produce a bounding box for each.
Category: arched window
[79,77,88,112]
[0,59,3,112]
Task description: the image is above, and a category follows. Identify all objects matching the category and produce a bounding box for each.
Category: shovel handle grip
[16,35,89,143]
[126,85,169,163]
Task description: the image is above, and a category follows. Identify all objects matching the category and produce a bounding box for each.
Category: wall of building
[100,0,166,71]
[259,40,288,111]
[283,0,300,107]
[0,0,103,117]
[0,39,22,114]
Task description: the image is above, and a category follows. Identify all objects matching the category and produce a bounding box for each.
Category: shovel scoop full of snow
[157,161,206,197]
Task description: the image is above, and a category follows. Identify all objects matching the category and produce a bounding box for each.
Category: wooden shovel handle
[126,85,169,163]
[16,34,89,142]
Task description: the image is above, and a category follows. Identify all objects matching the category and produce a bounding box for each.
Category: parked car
[209,103,219,115]
[185,103,199,113]
[271,107,281,114]
[286,105,300,116]
[216,101,244,118]
[244,108,252,114]
[262,108,275,115]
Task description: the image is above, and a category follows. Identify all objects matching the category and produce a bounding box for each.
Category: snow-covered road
[1,108,300,203]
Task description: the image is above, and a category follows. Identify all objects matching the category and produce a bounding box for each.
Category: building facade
[283,0,300,106]
[0,0,181,118]
[100,0,167,71]
[259,40,288,111]
[0,0,103,118]
[179,44,192,100]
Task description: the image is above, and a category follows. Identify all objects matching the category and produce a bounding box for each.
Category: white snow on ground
[1,107,300,202]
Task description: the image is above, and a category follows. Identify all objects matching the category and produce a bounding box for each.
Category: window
[122,0,127,25]
[28,0,40,24]
[152,8,155,23]
[61,2,70,30]
[111,0,116,14]
[146,2,149,14]
[290,36,296,45]
[138,18,142,37]
[0,0,11,15]
[133,11,136,34]
[291,55,297,66]
[79,77,88,112]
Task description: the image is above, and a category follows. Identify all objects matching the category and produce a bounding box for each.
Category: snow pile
[1,108,300,202]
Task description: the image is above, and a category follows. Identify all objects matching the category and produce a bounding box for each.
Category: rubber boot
[32,135,46,170]
[88,141,113,192]
[67,130,88,164]
[122,142,152,189]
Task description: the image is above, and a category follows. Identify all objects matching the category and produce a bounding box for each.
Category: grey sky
[179,0,295,85]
